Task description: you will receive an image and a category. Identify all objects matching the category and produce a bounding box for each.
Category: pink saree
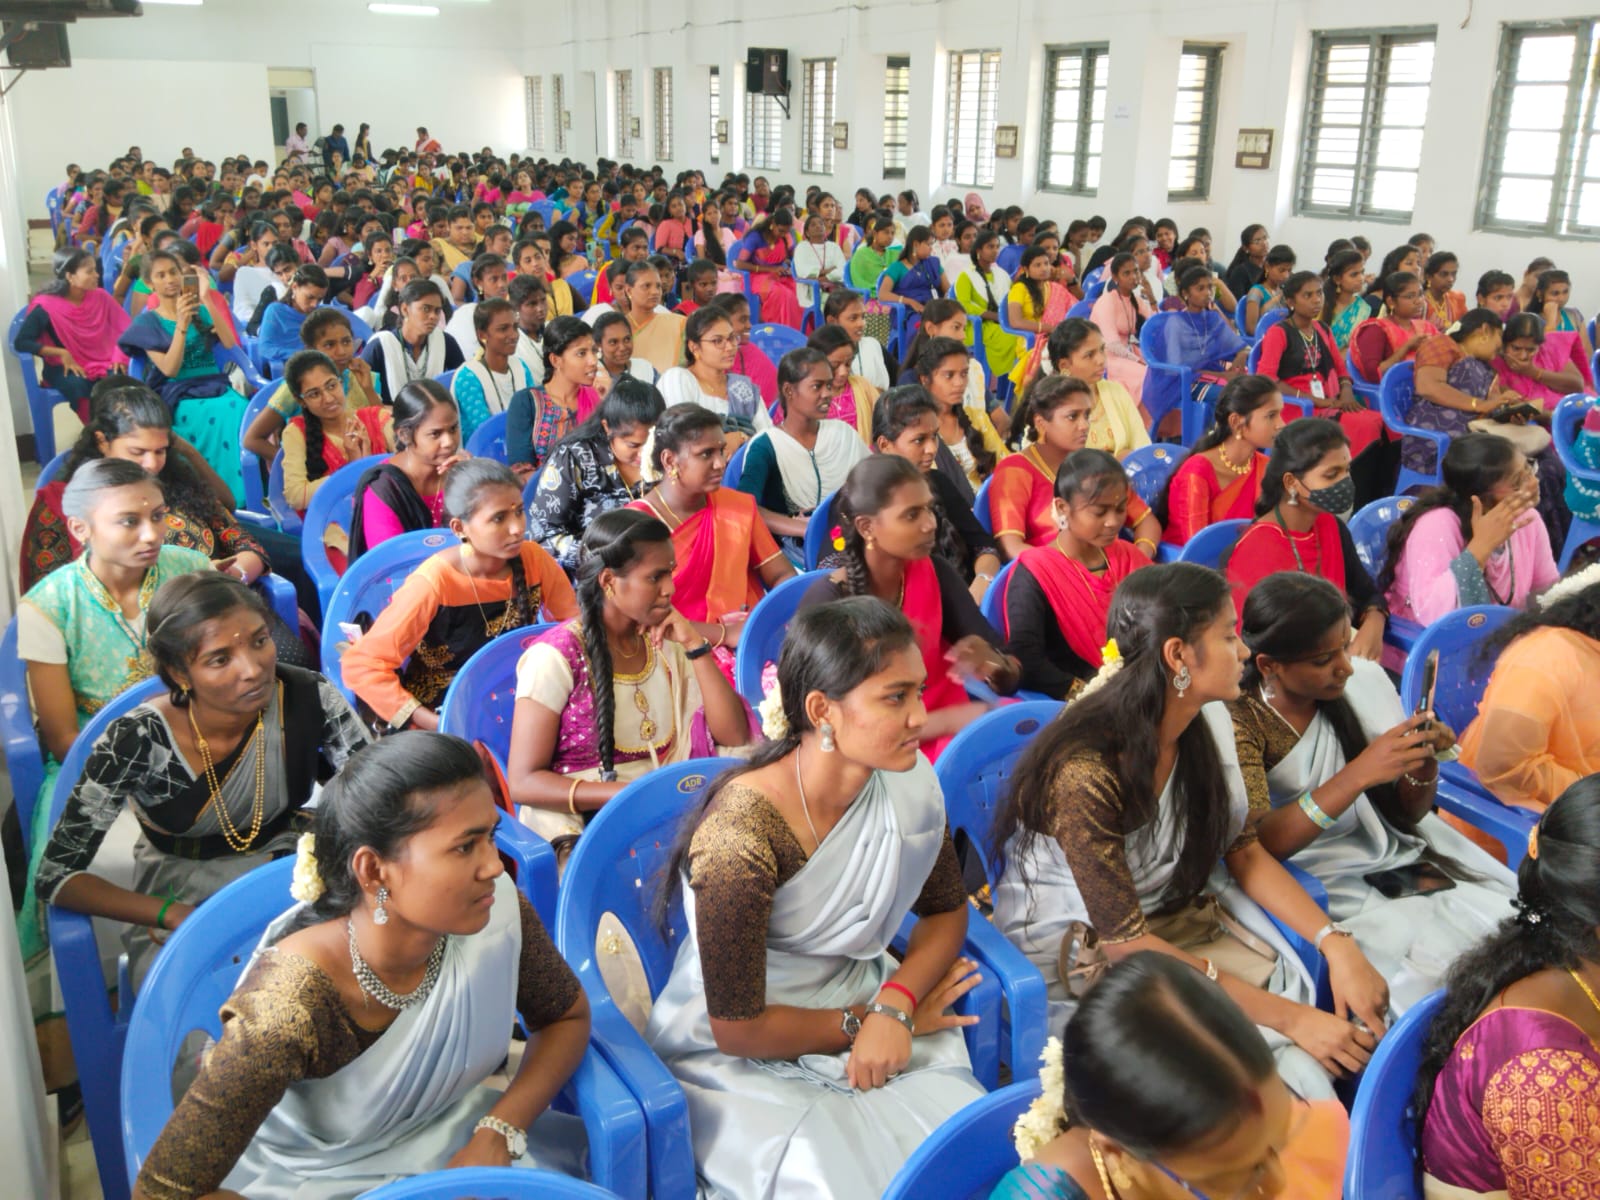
[32,291,132,378]
[1089,288,1150,408]
[742,238,804,329]
[1493,330,1595,410]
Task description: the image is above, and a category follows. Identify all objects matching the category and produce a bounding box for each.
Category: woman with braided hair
[797,454,1018,760]
[1418,776,1600,1197]
[505,508,751,843]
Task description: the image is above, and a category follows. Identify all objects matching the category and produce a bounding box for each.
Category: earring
[459,541,474,562]
[1286,489,1299,507]
[1173,665,1192,695]
[819,721,836,752]
[864,536,875,551]
[1261,676,1276,702]
[668,467,679,482]
[604,583,615,598]
[1109,1158,1136,1191]
[373,885,390,925]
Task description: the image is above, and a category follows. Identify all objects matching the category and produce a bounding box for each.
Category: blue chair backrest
[733,570,827,709]
[466,409,509,461]
[435,368,457,390]
[438,623,555,770]
[749,322,806,367]
[451,260,477,302]
[301,453,392,614]
[802,491,838,569]
[1178,517,1250,567]
[0,618,45,851]
[881,1079,1044,1200]
[1257,306,1288,341]
[266,451,302,533]
[1551,393,1596,483]
[363,1168,620,1199]
[1084,269,1107,300]
[36,449,70,487]
[321,528,460,702]
[568,270,597,308]
[933,703,1060,888]
[1398,605,1515,738]
[1343,988,1446,1200]
[1065,298,1094,321]
[722,439,749,490]
[1121,443,1189,505]
[979,560,1016,632]
[237,387,274,516]
[1378,362,1446,493]
[973,475,993,534]
[1349,495,1417,578]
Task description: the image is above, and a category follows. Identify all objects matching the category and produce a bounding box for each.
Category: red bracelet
[879,980,917,1011]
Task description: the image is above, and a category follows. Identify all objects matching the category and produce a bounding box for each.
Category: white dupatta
[760,422,868,514]
[373,328,450,400]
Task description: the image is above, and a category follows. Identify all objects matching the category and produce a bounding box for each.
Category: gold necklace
[1216,445,1253,477]
[652,489,685,528]
[1025,444,1058,483]
[1055,534,1109,574]
[1569,967,1600,1019]
[1089,1141,1124,1200]
[188,703,268,853]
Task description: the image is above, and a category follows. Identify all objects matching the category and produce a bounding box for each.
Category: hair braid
[576,567,617,779]
[304,411,330,483]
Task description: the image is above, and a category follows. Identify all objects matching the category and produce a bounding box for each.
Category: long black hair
[1417,776,1600,1119]
[391,379,456,451]
[573,509,674,780]
[871,384,970,574]
[1227,224,1266,271]
[1255,417,1347,516]
[1152,376,1281,528]
[836,454,927,598]
[899,296,966,375]
[914,336,994,478]
[989,563,1237,901]
[540,315,594,382]
[1321,249,1366,323]
[63,380,216,523]
[43,248,97,297]
[649,400,723,476]
[1375,433,1520,596]
[556,374,664,459]
[283,349,343,483]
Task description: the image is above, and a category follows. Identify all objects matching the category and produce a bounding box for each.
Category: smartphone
[1414,650,1439,732]
[1363,862,1457,900]
[181,273,200,302]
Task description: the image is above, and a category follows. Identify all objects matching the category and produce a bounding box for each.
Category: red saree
[643,488,782,622]
[1161,453,1266,546]
[1350,316,1439,383]
[1225,512,1347,627]
[1007,541,1148,665]
[903,555,971,761]
[990,450,1152,548]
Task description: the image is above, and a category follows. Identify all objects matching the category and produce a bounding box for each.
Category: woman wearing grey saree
[647,597,986,1199]
[1231,572,1514,1014]
[990,563,1392,1102]
[36,573,369,984]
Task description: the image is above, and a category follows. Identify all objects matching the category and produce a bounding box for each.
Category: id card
[1309,376,1326,401]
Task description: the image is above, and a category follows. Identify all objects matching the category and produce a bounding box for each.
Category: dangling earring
[1261,675,1276,702]
[1108,1157,1136,1192]
[459,541,474,563]
[1173,665,1192,694]
[668,467,679,483]
[819,721,836,752]
[373,885,390,925]
[864,535,875,551]
[1286,488,1299,507]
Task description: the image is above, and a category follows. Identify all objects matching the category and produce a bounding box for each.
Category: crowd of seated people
[11,142,1600,1200]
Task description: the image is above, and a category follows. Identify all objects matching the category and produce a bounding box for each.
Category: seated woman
[999,450,1151,699]
[734,209,803,330]
[1233,572,1514,1012]
[505,509,751,842]
[1087,252,1152,409]
[1156,376,1284,547]
[806,323,879,439]
[911,336,1005,492]
[1241,244,1295,337]
[349,381,465,564]
[278,347,394,528]
[693,204,743,296]
[1494,310,1592,410]
[1531,267,1595,365]
[343,460,577,734]
[846,212,897,294]
[899,300,990,431]
[616,261,685,375]
[117,249,252,506]
[13,249,131,418]
[528,378,663,570]
[256,263,329,373]
[646,597,988,1198]
[1004,247,1075,390]
[878,225,948,315]
[130,731,591,1199]
[1044,318,1151,458]
[1128,262,1252,430]
[450,298,538,444]
[956,230,1019,383]
[506,316,597,478]
[735,347,869,558]
[656,307,770,443]
[794,213,847,313]
[359,279,466,406]
[799,456,1018,758]
[36,571,368,988]
[702,292,779,405]
[1324,248,1372,351]
[1226,418,1387,660]
[991,564,1391,1100]
[592,311,658,395]
[1418,778,1600,1199]
[1459,565,1600,811]
[1422,251,1468,330]
[994,952,1349,1200]
[630,403,794,678]
[1349,271,1439,384]
[822,288,893,392]
[1382,433,1558,625]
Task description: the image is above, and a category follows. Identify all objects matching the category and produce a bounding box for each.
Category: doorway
[267,67,318,165]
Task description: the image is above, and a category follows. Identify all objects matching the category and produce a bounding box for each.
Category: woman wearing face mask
[646,597,987,1198]
[1226,419,1388,661]
[506,509,752,843]
[1155,376,1285,548]
[631,403,795,678]
[956,229,1018,380]
[130,732,593,1198]
[450,298,538,444]
[506,316,600,476]
[656,307,769,444]
[342,460,577,734]
[528,377,663,570]
[349,381,467,564]
[1349,271,1439,385]
[34,570,369,989]
[992,565,1390,1101]
[999,450,1152,699]
[995,952,1351,1200]
[13,248,131,417]
[360,279,467,406]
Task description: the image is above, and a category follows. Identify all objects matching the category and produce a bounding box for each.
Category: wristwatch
[840,1008,862,1044]
[1312,921,1353,954]
[476,1114,528,1159]
[685,637,714,661]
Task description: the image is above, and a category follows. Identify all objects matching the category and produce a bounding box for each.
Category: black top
[797,554,1005,651]
[817,467,996,582]
[1000,566,1093,700]
[1225,260,1264,304]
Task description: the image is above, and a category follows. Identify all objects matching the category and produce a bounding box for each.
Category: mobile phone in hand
[1414,650,1439,733]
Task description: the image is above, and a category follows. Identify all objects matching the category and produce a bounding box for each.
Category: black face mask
[1303,475,1356,517]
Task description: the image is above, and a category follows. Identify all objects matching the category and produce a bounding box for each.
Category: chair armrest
[892,911,1003,1087]
[1435,776,1537,869]
[558,1045,648,1199]
[494,816,560,931]
[958,905,1049,1077]
[257,572,299,630]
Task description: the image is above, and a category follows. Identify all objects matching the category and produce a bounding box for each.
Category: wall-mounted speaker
[745,47,788,96]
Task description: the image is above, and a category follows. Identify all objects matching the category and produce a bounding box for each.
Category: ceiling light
[368,3,439,13]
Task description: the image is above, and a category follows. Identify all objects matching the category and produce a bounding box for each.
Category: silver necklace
[793,749,822,850]
[347,918,447,1010]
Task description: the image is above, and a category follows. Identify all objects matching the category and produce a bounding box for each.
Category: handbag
[1057,894,1278,999]
[1468,417,1551,455]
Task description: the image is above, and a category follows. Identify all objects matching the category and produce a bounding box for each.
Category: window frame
[553,75,567,154]
[944,49,1001,189]
[883,55,910,179]
[1038,43,1111,196]
[1167,44,1222,202]
[653,67,674,161]
[745,89,784,172]
[709,66,721,165]
[525,76,544,151]
[1294,26,1437,222]
[615,69,636,160]
[802,57,837,175]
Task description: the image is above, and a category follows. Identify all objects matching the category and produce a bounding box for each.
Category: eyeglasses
[698,335,736,350]
[298,380,344,405]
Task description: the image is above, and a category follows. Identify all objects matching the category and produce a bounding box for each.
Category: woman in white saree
[990,563,1392,1102]
[1231,572,1515,1015]
[132,733,592,1200]
[646,597,986,1199]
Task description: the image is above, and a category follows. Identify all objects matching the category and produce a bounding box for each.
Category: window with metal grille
[945,50,1000,187]
[615,69,635,159]
[745,90,783,171]
[1479,21,1600,238]
[883,56,910,178]
[802,58,837,174]
[1040,44,1109,194]
[552,75,566,153]
[654,68,674,161]
[710,67,721,164]
[525,76,544,151]
[1296,29,1435,220]
[1168,46,1221,200]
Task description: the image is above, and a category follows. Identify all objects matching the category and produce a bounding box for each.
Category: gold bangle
[712,621,727,650]
[1135,537,1157,552]
[566,777,581,816]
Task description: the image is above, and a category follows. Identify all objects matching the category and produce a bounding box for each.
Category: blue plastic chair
[568,269,597,309]
[734,267,764,325]
[1551,394,1600,569]
[1378,364,1444,494]
[363,1168,622,1198]
[1349,495,1422,654]
[1177,518,1249,567]
[451,260,477,303]
[237,387,275,517]
[1343,988,1445,1200]
[978,560,1015,630]
[1122,443,1189,505]
[466,409,509,461]
[434,368,457,390]
[1139,311,1213,447]
[733,570,826,709]
[265,451,302,533]
[438,623,555,773]
[881,1079,1042,1200]
[1346,348,1381,408]
[0,618,46,853]
[46,675,164,1200]
[1398,605,1533,865]
[995,290,1035,352]
[1065,298,1094,321]
[973,475,993,534]
[1083,268,1107,301]
[749,322,806,368]
[36,448,70,487]
[1235,295,1289,346]
[320,528,460,703]
[802,492,838,569]
[301,453,392,614]
[722,439,748,490]
[9,307,71,463]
